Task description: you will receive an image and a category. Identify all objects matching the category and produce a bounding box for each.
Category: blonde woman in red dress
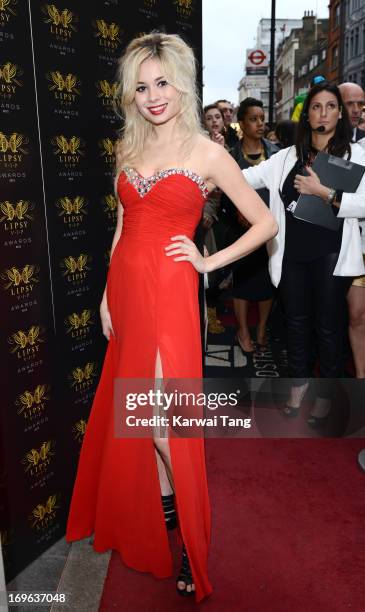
[66,32,277,601]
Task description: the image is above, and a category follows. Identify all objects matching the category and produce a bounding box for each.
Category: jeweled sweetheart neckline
[122,166,209,199]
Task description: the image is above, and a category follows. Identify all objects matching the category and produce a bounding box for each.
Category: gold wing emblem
[64,73,78,93]
[76,253,88,271]
[80,309,92,326]
[69,136,80,154]
[83,362,95,380]
[53,135,69,154]
[34,385,47,404]
[21,264,35,284]
[101,138,114,156]
[10,330,28,351]
[67,313,81,330]
[2,267,22,288]
[105,194,117,211]
[0,62,17,84]
[27,325,41,346]
[108,23,120,42]
[0,0,11,12]
[25,448,40,468]
[39,440,53,460]
[45,494,57,513]
[0,201,15,221]
[60,9,73,28]
[49,71,65,91]
[96,19,109,39]
[18,390,34,412]
[64,256,77,274]
[72,366,84,384]
[0,133,8,153]
[73,196,86,213]
[60,197,74,214]
[15,200,29,219]
[8,133,22,153]
[44,4,61,26]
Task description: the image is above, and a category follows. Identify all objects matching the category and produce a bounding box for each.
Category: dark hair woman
[275,120,297,149]
[203,104,226,147]
[220,97,279,351]
[242,82,365,423]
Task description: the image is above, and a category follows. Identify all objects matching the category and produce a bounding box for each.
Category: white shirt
[242,143,365,286]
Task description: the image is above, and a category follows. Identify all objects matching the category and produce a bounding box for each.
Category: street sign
[246,48,269,70]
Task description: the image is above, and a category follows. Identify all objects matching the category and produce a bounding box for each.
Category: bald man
[339,82,365,378]
[338,82,365,142]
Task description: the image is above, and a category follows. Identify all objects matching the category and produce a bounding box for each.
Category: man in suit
[339,82,365,142]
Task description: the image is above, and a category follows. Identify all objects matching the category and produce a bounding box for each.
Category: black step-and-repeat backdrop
[1,0,202,582]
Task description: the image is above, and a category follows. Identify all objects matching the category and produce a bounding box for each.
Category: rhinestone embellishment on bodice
[123,167,209,199]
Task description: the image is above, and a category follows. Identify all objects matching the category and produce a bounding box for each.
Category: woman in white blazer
[242,81,365,421]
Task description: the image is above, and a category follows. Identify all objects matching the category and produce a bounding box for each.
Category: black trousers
[279,253,352,393]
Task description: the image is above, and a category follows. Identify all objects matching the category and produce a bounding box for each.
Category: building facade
[327,0,344,83]
[275,12,328,120]
[342,0,365,87]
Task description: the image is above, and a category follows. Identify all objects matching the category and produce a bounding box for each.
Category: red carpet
[99,439,365,611]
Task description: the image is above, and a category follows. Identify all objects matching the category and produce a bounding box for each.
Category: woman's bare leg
[153,348,195,594]
[233,297,253,352]
[347,285,365,378]
[257,298,273,346]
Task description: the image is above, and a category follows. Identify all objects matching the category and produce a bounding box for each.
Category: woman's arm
[242,149,283,190]
[100,181,124,339]
[165,144,278,273]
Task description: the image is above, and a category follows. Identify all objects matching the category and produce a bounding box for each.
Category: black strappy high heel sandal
[176,544,195,597]
[161,494,177,530]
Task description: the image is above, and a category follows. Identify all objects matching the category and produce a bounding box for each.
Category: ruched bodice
[117,167,208,242]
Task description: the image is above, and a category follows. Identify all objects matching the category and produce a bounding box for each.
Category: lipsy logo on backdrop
[22,440,55,475]
[47,71,81,104]
[65,309,94,336]
[174,0,194,17]
[0,132,28,168]
[52,135,84,167]
[99,137,115,165]
[0,199,34,235]
[29,494,59,530]
[8,325,44,357]
[0,0,17,24]
[72,418,87,442]
[42,4,77,40]
[96,79,118,105]
[56,196,87,226]
[0,62,23,100]
[69,361,97,391]
[93,19,121,49]
[16,384,50,419]
[1,264,39,295]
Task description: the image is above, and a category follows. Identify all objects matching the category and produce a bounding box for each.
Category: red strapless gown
[66,168,212,601]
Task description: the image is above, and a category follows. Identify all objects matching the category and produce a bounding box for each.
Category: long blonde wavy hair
[114,31,204,174]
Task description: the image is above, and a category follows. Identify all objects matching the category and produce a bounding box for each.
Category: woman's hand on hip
[165,235,208,273]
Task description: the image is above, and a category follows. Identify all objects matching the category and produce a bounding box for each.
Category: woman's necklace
[241,142,266,165]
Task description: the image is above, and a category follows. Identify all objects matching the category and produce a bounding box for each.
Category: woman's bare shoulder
[191,134,229,165]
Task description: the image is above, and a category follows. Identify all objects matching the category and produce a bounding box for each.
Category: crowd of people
[201,81,365,415]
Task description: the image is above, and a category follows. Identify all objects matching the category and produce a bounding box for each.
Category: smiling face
[307,90,341,136]
[204,107,224,135]
[134,57,181,125]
